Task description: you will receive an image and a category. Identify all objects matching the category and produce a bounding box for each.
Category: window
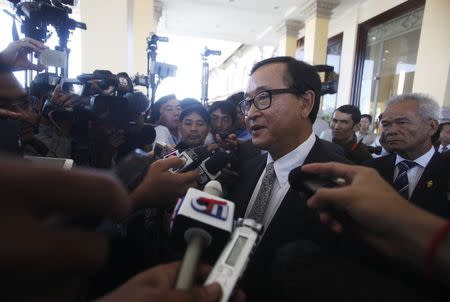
[352,0,425,124]
[322,33,343,116]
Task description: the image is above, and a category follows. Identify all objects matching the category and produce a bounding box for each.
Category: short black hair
[335,105,361,125]
[250,56,321,123]
[149,94,177,123]
[180,98,202,111]
[226,91,245,108]
[180,105,210,125]
[124,91,150,115]
[208,100,236,123]
[360,114,372,123]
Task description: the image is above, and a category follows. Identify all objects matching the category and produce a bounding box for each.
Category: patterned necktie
[442,145,448,153]
[247,162,276,223]
[393,160,417,200]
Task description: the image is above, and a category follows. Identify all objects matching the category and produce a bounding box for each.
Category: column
[302,0,337,65]
[413,0,450,110]
[277,20,303,57]
[80,0,157,74]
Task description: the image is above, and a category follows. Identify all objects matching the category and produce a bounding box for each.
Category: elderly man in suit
[365,93,450,218]
[228,57,350,300]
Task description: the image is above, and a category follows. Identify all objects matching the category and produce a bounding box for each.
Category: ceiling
[157,0,367,46]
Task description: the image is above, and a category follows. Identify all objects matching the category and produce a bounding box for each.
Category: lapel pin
[427,180,433,188]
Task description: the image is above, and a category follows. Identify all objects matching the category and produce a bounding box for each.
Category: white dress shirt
[438,144,449,153]
[394,147,435,198]
[244,133,316,234]
[154,125,178,146]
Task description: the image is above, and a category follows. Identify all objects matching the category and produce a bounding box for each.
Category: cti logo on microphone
[191,197,229,220]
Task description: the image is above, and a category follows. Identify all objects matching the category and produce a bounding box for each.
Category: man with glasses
[228,56,350,301]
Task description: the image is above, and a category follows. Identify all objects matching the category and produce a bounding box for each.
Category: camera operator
[302,162,450,288]
[0,38,49,155]
[35,84,80,158]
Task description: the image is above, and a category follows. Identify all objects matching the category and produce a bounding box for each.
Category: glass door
[359,8,424,127]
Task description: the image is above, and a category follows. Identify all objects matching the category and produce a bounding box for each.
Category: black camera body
[10,0,86,45]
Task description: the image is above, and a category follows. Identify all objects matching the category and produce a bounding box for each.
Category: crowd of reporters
[0,37,450,301]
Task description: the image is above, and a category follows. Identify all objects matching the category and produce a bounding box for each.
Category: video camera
[9,0,86,46]
[313,65,339,96]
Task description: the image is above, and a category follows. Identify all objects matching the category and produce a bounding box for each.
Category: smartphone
[39,49,67,69]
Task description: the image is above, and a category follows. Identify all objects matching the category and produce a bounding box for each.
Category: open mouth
[250,124,265,131]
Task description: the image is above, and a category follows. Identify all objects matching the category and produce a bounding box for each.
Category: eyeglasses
[239,88,302,116]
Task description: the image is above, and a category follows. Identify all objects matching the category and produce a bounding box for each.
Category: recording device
[171,146,211,173]
[288,166,343,195]
[313,65,339,96]
[112,148,155,191]
[77,70,134,96]
[197,150,236,187]
[38,49,67,69]
[288,166,350,225]
[10,0,86,44]
[205,218,262,302]
[29,72,61,97]
[171,181,235,288]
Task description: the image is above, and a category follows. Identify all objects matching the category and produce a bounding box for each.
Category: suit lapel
[411,151,439,201]
[233,154,267,218]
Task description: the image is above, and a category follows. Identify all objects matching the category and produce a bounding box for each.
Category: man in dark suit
[365,93,450,218]
[227,57,353,300]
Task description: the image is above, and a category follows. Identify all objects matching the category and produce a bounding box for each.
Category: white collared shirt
[438,144,449,153]
[394,147,435,198]
[244,133,317,234]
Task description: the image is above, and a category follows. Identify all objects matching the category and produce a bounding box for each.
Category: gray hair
[386,93,440,121]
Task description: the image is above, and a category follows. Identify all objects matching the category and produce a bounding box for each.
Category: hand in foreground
[302,162,423,257]
[0,38,48,71]
[0,158,130,298]
[215,133,239,151]
[130,157,200,209]
[98,262,242,302]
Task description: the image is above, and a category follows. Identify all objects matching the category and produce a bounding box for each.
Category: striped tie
[393,160,417,200]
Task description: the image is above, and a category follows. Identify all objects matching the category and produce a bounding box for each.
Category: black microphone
[288,166,350,226]
[288,166,340,195]
[197,150,236,187]
[172,145,211,173]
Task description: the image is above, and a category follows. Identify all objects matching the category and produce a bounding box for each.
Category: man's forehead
[384,101,419,117]
[333,110,353,120]
[246,63,287,93]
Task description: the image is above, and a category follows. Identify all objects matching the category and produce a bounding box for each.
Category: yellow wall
[80,0,155,75]
[413,0,450,107]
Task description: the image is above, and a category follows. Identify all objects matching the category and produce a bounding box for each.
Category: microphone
[288,166,350,226]
[171,145,211,173]
[170,180,235,289]
[197,150,236,187]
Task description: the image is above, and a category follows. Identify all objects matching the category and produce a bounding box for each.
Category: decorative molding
[154,0,163,25]
[277,19,304,37]
[302,0,339,19]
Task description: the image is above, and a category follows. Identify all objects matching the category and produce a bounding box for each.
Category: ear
[428,119,439,136]
[298,90,315,119]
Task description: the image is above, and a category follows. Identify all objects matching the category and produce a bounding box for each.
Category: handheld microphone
[288,166,343,195]
[288,166,350,225]
[171,145,211,173]
[171,180,235,289]
[197,150,236,187]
